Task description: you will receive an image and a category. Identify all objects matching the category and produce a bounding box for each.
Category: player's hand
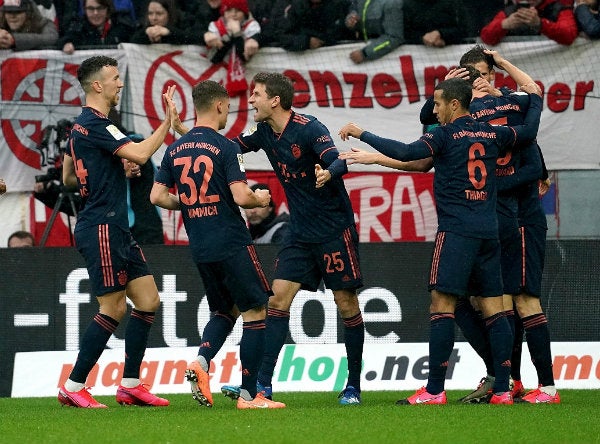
[163,85,189,135]
[338,123,364,141]
[314,164,331,188]
[124,160,142,178]
[0,178,6,195]
[445,67,470,81]
[254,188,271,207]
[539,178,551,196]
[339,147,379,165]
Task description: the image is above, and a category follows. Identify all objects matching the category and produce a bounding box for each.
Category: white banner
[1,41,598,194]
[121,39,600,174]
[12,342,600,398]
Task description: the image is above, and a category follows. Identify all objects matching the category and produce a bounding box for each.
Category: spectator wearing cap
[204,0,261,95]
[245,183,290,244]
[0,0,58,50]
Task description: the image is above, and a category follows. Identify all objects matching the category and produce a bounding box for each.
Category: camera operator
[34,118,81,217]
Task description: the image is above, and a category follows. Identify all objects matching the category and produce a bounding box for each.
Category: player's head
[459,64,483,86]
[459,45,495,83]
[192,80,230,129]
[433,78,472,124]
[77,56,122,106]
[252,72,294,110]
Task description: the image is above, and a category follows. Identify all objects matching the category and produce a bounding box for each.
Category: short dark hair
[459,45,494,71]
[77,56,118,91]
[7,230,35,247]
[253,72,294,110]
[192,80,229,112]
[84,0,115,16]
[460,64,483,85]
[435,78,472,110]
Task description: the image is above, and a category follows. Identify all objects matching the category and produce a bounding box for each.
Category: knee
[514,294,542,318]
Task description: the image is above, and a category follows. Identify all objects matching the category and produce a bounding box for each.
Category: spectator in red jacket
[480,0,578,46]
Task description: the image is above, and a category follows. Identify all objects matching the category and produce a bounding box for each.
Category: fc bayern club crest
[291,144,301,159]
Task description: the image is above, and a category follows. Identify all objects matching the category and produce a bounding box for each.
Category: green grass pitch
[1,390,598,443]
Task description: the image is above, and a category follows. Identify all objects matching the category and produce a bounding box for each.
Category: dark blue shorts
[75,224,150,297]
[273,225,362,292]
[519,224,547,298]
[428,231,503,298]
[498,213,521,295]
[197,244,271,313]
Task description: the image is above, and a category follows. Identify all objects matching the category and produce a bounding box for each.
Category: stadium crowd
[0,0,597,55]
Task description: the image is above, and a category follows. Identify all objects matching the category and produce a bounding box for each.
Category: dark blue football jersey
[155,126,252,263]
[360,112,540,239]
[234,111,355,243]
[66,106,132,232]
[469,93,542,219]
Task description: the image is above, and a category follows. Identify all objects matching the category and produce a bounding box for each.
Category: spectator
[130,0,194,44]
[480,0,578,46]
[457,0,504,39]
[0,0,58,50]
[403,0,466,47]
[204,0,260,95]
[58,0,136,54]
[247,0,282,47]
[8,230,35,247]
[574,0,600,38]
[344,0,404,64]
[0,178,6,195]
[185,0,221,38]
[272,0,354,52]
[246,183,290,244]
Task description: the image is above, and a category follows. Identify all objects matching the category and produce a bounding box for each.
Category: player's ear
[271,95,280,108]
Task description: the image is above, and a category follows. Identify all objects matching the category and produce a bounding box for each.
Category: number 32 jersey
[155,126,252,263]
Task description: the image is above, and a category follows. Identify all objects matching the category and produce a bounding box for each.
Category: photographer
[34,119,81,217]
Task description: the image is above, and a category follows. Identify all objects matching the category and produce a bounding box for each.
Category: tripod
[39,188,79,247]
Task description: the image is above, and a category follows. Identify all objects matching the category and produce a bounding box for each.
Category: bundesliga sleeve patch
[106,124,127,140]
[242,125,258,137]
[237,153,246,172]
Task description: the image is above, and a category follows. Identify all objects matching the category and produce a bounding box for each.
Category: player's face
[249,82,275,122]
[471,61,494,83]
[433,90,453,125]
[99,65,124,108]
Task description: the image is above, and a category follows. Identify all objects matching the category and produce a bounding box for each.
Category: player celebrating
[339,77,542,405]
[169,72,365,405]
[59,56,173,408]
[150,80,285,409]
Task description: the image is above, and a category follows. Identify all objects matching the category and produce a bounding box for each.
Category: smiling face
[84,0,109,27]
[147,1,169,26]
[4,10,27,31]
